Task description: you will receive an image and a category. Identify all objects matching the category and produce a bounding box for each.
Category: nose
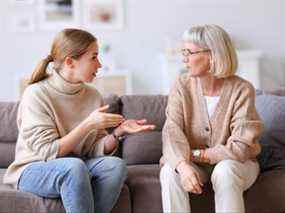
[97,59,102,68]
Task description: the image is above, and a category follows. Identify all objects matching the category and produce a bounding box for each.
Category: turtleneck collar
[47,69,83,95]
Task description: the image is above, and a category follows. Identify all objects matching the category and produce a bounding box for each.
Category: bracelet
[111,132,124,142]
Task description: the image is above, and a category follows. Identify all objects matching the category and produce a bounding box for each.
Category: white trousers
[160,160,259,213]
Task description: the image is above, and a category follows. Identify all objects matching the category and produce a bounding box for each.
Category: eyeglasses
[181,48,210,56]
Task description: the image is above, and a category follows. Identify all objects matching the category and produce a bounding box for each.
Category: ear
[64,56,75,69]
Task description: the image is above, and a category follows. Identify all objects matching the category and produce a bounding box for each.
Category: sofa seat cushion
[0,169,131,213]
[245,169,285,213]
[126,164,216,213]
[123,131,162,165]
[126,164,163,213]
[127,165,285,213]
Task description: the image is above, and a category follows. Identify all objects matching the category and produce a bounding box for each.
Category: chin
[188,69,206,77]
[84,77,94,83]
[188,71,200,77]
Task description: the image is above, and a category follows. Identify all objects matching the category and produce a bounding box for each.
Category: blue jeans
[18,156,127,213]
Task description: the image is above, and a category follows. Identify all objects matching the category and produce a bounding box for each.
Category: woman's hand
[177,161,203,194]
[115,119,156,136]
[84,105,124,130]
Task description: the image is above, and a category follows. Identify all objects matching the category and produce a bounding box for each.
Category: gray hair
[183,24,238,78]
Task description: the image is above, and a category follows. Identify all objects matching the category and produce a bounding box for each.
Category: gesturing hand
[116,119,156,135]
[85,105,124,130]
[177,161,203,194]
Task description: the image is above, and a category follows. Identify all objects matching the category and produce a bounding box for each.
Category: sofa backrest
[1,89,285,169]
[0,102,19,168]
[120,95,168,165]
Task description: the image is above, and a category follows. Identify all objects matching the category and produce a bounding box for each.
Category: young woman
[160,25,263,213]
[4,28,155,213]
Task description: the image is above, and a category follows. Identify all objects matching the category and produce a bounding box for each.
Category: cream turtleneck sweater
[4,70,107,188]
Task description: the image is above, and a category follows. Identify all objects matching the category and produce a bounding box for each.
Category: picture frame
[9,0,35,5]
[82,0,124,30]
[9,14,35,32]
[38,0,81,31]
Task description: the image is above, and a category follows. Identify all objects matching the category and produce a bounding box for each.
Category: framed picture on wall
[9,14,35,32]
[9,0,35,5]
[38,0,80,31]
[83,0,124,30]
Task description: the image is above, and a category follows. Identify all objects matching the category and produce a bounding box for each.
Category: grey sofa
[0,90,285,213]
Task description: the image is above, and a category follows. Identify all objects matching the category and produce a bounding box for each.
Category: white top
[204,96,220,117]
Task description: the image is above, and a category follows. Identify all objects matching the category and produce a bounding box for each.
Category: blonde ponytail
[28,55,53,85]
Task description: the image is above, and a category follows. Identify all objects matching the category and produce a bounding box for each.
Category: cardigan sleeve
[19,87,60,161]
[162,77,191,169]
[205,83,263,164]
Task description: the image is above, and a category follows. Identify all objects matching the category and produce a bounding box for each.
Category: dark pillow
[102,94,121,136]
[103,94,121,114]
[256,93,285,171]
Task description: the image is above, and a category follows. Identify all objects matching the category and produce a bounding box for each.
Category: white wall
[0,0,285,101]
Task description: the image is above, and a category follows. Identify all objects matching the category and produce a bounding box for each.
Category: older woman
[160,24,263,213]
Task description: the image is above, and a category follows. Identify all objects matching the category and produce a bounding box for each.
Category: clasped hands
[85,105,156,136]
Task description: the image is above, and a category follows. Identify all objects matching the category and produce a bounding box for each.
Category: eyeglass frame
[181,48,210,56]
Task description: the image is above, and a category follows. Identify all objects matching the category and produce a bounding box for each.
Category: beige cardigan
[162,74,263,169]
[4,70,108,188]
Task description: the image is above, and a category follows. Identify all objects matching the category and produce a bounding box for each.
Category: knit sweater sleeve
[87,129,108,157]
[86,94,117,157]
[205,83,263,164]
[162,76,191,169]
[19,86,60,161]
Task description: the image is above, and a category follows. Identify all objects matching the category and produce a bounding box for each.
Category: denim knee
[112,157,127,178]
[104,157,127,181]
[63,158,90,182]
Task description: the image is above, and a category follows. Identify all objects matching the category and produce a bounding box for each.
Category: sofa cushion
[255,93,285,171]
[264,87,285,96]
[123,131,162,165]
[0,102,19,168]
[0,102,19,142]
[0,169,131,213]
[126,165,285,213]
[244,169,285,213]
[126,164,215,213]
[0,143,15,168]
[120,95,168,131]
[126,165,163,213]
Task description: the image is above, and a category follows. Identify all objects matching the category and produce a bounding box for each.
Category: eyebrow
[92,52,99,56]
